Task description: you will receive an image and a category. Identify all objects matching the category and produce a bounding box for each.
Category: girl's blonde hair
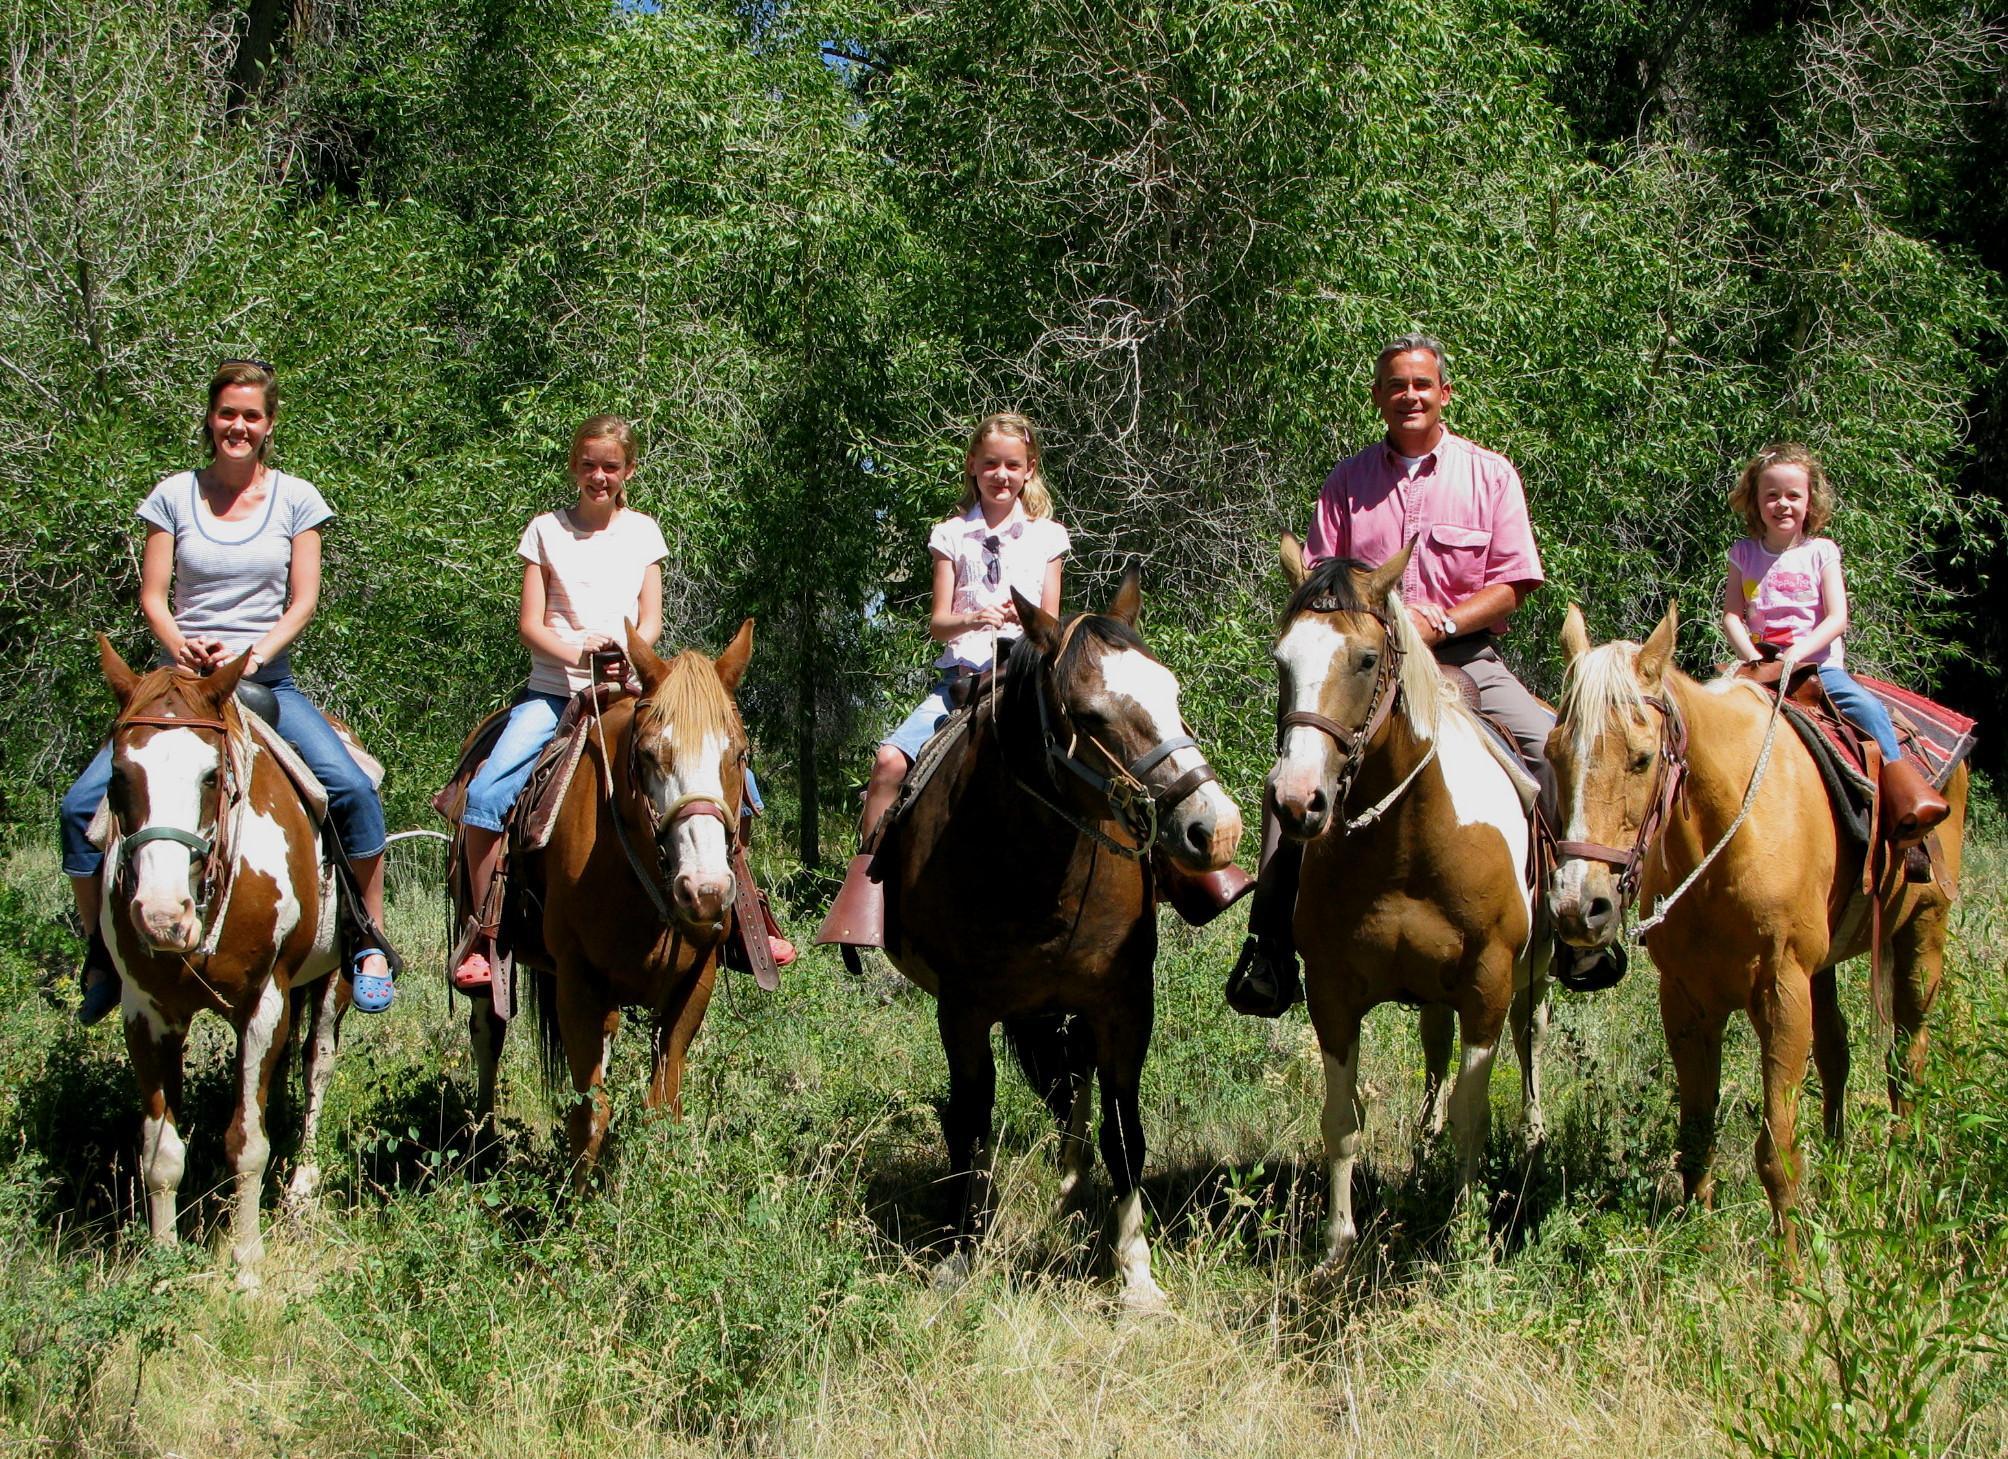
[571,414,639,508]
[203,359,278,459]
[1730,441,1835,538]
[957,412,1053,520]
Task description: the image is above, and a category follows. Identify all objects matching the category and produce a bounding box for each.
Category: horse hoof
[283,1165,322,1207]
[1119,1280,1172,1316]
[234,1263,264,1294]
[1523,1117,1548,1153]
[931,1251,972,1292]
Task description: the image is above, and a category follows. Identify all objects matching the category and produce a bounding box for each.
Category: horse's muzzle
[1165,792,1243,871]
[669,868,734,933]
[1549,862,1622,948]
[130,897,200,955]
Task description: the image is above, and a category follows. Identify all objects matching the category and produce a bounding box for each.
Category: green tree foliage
[0,0,2001,841]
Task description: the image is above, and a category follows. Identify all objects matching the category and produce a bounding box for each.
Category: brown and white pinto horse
[94,637,348,1287]
[1266,541,1549,1268]
[875,571,1242,1310]
[482,621,754,1181]
[1548,604,1966,1260]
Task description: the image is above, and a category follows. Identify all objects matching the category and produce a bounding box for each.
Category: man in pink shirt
[1227,335,1624,1015]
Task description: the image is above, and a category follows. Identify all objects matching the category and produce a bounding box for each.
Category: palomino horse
[1267,540,1549,1268]
[1548,604,1966,1259]
[93,638,348,1287]
[475,621,754,1180]
[874,570,1242,1310]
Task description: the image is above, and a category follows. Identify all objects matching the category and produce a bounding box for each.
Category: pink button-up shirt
[1305,431,1544,634]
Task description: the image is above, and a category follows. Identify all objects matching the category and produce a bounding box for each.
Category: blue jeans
[463,692,569,832]
[60,674,388,875]
[882,673,962,762]
[1820,664,1901,761]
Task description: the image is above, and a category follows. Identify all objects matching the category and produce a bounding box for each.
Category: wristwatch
[1439,611,1458,639]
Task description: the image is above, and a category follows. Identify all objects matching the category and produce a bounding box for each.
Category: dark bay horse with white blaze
[875,571,1242,1309]
[94,637,349,1287]
[473,622,754,1180]
[1267,540,1550,1268]
[1548,604,1966,1260]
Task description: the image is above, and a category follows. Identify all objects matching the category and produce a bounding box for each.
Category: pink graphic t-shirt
[1729,536,1844,669]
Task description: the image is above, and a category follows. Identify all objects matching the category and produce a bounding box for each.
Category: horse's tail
[1002,1012,1096,1118]
[526,964,568,1107]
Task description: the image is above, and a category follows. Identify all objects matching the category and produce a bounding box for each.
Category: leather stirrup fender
[814,853,885,949]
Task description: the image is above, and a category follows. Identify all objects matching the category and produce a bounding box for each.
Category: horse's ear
[1636,602,1679,688]
[97,633,140,704]
[626,621,669,692]
[714,618,754,695]
[202,650,250,706]
[1014,588,1061,653]
[1279,532,1309,589]
[1106,564,1142,625]
[1364,537,1416,608]
[1561,604,1591,665]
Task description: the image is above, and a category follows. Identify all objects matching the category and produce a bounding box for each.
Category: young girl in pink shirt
[1721,441,1946,841]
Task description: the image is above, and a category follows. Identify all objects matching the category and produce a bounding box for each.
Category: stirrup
[1224,936,1302,1017]
[348,947,395,1013]
[451,949,495,994]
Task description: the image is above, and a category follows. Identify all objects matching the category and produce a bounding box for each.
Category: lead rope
[1342,739,1438,833]
[1630,684,1784,939]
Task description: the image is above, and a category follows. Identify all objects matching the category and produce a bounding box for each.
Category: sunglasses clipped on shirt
[982,534,1002,590]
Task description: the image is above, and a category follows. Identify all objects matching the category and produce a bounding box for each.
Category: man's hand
[1405,604,1447,647]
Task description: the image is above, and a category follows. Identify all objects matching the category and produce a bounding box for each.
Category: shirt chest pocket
[1427,523,1492,556]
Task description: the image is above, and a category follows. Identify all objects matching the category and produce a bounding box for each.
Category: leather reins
[608,695,738,926]
[1012,615,1222,861]
[1550,692,1690,913]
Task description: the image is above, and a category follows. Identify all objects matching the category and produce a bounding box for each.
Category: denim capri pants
[882,672,967,763]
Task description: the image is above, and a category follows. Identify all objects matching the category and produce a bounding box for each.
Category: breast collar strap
[1551,691,1689,909]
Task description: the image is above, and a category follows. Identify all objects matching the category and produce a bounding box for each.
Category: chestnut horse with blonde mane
[1266,540,1551,1269]
[874,571,1243,1310]
[93,637,349,1287]
[475,622,755,1180]
[1548,604,1966,1260]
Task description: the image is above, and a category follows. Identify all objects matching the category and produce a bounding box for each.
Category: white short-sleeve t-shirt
[518,507,670,694]
[927,504,1072,672]
[135,469,334,678]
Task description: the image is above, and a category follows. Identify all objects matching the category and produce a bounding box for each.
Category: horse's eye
[1359,650,1380,670]
[1629,752,1653,774]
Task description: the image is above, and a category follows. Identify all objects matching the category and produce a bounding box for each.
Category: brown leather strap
[1278,709,1353,746]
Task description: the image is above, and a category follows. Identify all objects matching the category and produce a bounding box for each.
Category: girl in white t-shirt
[817,414,1071,950]
[452,415,668,991]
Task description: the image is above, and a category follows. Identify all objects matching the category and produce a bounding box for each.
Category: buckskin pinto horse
[93,637,349,1288]
[489,621,755,1182]
[872,570,1242,1311]
[1267,539,1550,1269]
[1547,604,1966,1262]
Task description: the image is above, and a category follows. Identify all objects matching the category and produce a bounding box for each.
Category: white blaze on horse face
[643,726,735,885]
[122,727,218,949]
[1270,617,1349,808]
[1095,645,1242,862]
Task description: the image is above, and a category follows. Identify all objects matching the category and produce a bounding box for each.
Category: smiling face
[967,429,1034,519]
[206,382,274,463]
[1371,348,1451,455]
[571,433,636,511]
[1755,463,1812,550]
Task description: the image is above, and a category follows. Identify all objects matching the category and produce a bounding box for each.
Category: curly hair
[1729,441,1836,539]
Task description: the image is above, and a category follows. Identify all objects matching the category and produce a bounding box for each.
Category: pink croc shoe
[451,949,494,995]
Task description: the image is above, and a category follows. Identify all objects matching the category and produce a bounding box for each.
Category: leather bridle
[1016,615,1222,861]
[1274,598,1408,821]
[1551,692,1690,912]
[612,701,740,925]
[109,706,240,916]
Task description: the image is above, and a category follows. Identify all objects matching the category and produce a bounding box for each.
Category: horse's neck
[1665,670,1774,831]
[1349,699,1436,810]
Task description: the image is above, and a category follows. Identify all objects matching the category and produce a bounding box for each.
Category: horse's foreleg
[1888,894,1949,1117]
[1318,1017,1366,1270]
[1056,1079,1094,1209]
[557,973,620,1188]
[469,999,507,1132]
[1662,980,1729,1212]
[1446,1022,1501,1202]
[226,978,291,1287]
[1511,954,1551,1151]
[1418,1004,1455,1141]
[1810,967,1850,1142]
[935,1002,997,1276]
[124,1002,188,1246]
[286,970,348,1206]
[1094,1012,1163,1313]
[1749,971,1814,1267]
[647,965,716,1121]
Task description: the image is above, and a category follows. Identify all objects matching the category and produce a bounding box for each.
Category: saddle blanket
[433,684,625,853]
[1777,675,1974,851]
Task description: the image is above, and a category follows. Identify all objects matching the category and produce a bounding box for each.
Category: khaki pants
[1434,635,1554,778]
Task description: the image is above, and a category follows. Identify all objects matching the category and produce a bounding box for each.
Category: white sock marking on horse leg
[139,1110,186,1244]
[1112,1187,1165,1310]
[1321,1042,1364,1265]
[1448,1039,1499,1198]
[230,978,283,1282]
[287,974,344,1204]
[1055,1080,1093,1205]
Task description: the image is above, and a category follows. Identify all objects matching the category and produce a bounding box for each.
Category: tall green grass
[0,814,2002,1456]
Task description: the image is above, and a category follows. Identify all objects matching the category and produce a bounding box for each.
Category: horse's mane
[1282,557,1449,742]
[1557,640,1653,756]
[635,650,743,758]
[1001,611,1151,685]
